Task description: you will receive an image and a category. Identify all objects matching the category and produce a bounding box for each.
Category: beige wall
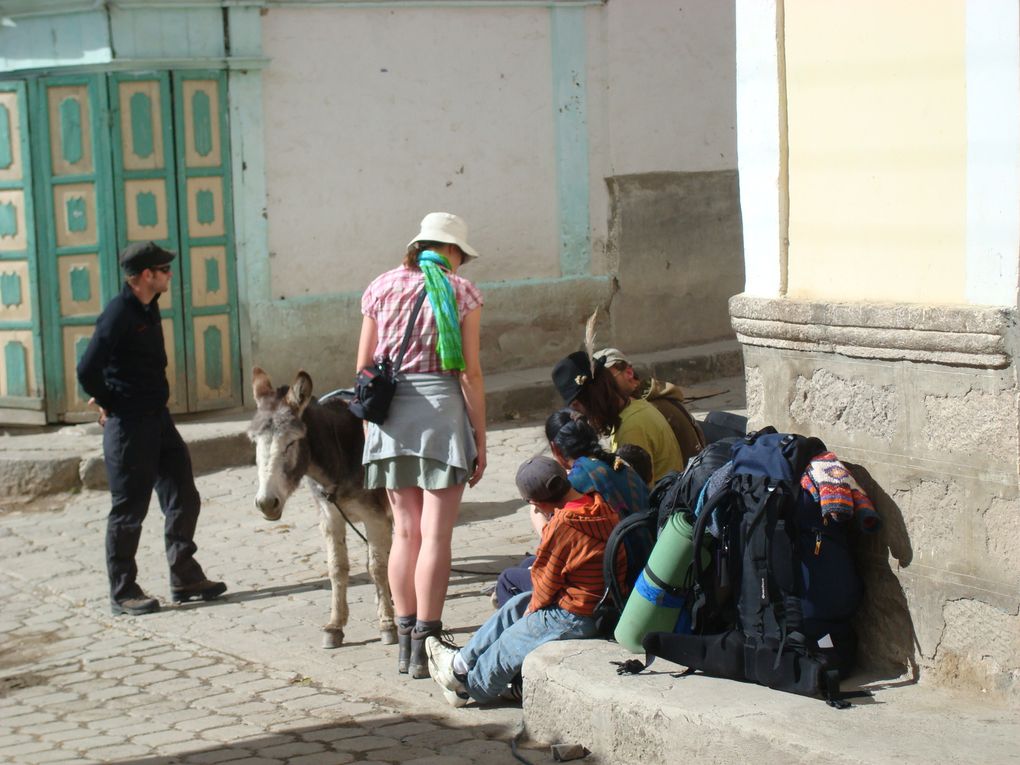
[261,7,560,298]
[784,0,967,303]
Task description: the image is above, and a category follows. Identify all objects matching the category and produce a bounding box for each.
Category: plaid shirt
[362,265,483,374]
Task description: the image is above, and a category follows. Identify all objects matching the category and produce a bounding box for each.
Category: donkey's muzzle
[255,495,282,521]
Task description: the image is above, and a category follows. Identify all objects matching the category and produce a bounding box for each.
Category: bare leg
[387,487,424,618]
[415,483,466,622]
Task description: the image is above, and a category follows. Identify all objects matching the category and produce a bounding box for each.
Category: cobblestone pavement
[0,422,559,765]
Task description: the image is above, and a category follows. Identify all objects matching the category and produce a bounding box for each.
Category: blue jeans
[459,591,597,703]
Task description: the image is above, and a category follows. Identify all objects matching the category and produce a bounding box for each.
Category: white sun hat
[407,212,480,261]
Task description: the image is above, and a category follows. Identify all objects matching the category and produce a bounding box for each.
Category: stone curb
[522,641,1020,765]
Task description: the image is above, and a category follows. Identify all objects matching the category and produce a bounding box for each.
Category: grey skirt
[362,373,477,490]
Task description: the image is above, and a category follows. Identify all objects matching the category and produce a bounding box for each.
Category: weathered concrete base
[523,641,1019,765]
[608,170,745,352]
[731,294,1020,701]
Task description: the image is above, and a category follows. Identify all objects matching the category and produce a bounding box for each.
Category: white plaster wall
[261,7,560,298]
[735,0,782,297]
[603,0,737,176]
[966,0,1020,308]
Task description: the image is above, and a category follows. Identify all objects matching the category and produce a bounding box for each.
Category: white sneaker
[425,636,470,708]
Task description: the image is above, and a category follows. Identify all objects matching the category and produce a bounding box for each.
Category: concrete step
[522,640,1019,765]
[0,340,745,502]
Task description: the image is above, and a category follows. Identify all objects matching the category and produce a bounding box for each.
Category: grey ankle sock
[412,619,442,639]
[396,615,415,634]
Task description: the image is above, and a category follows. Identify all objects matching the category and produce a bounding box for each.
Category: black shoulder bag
[349,289,428,424]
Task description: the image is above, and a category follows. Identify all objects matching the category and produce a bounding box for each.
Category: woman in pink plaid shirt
[356,212,486,680]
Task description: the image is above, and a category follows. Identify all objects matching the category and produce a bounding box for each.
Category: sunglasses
[152,265,172,274]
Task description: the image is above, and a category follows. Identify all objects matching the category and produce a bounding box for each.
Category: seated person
[426,455,625,706]
[593,347,706,466]
[493,411,650,608]
[552,350,683,482]
[616,442,653,485]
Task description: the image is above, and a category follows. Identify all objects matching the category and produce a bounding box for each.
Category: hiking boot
[425,636,469,708]
[409,621,444,679]
[171,579,227,603]
[111,592,160,616]
[396,623,413,675]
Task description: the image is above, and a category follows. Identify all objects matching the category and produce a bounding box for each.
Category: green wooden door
[108,71,188,413]
[26,70,241,422]
[172,71,241,411]
[32,74,119,421]
[0,81,44,419]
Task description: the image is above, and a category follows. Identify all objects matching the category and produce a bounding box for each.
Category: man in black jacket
[77,242,226,616]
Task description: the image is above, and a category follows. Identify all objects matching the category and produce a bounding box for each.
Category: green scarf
[418,250,464,371]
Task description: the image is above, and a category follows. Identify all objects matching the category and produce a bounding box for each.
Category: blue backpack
[618,427,870,708]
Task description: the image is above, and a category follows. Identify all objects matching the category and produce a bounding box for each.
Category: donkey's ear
[252,367,273,405]
[286,370,313,414]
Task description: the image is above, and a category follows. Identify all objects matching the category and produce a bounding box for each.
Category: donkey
[248,367,396,649]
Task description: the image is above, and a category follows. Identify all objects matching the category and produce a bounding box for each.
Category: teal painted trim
[174,69,241,409]
[202,324,223,390]
[0,1,105,18]
[110,71,185,409]
[0,13,111,74]
[69,265,91,303]
[136,190,159,228]
[0,201,16,238]
[34,74,118,419]
[0,58,269,79]
[45,173,99,184]
[129,91,155,159]
[58,96,83,165]
[7,81,42,402]
[551,6,591,278]
[48,245,99,256]
[73,334,90,402]
[66,194,88,232]
[110,7,225,61]
[0,396,47,411]
[195,189,215,224]
[0,104,11,170]
[4,340,28,397]
[0,272,22,307]
[191,90,213,156]
[204,256,220,294]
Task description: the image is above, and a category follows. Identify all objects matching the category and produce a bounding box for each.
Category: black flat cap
[120,241,176,275]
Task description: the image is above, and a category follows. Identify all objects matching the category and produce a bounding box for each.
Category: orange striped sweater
[527,493,626,617]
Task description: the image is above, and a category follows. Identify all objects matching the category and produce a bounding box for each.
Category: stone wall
[607,171,745,350]
[731,294,1020,701]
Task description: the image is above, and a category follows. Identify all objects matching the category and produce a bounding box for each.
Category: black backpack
[618,427,869,708]
[649,437,739,535]
[593,509,657,637]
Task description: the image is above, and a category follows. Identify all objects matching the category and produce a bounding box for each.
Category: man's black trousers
[103,407,205,600]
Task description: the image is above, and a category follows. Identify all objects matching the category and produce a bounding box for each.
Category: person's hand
[468,450,487,488]
[87,397,108,427]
